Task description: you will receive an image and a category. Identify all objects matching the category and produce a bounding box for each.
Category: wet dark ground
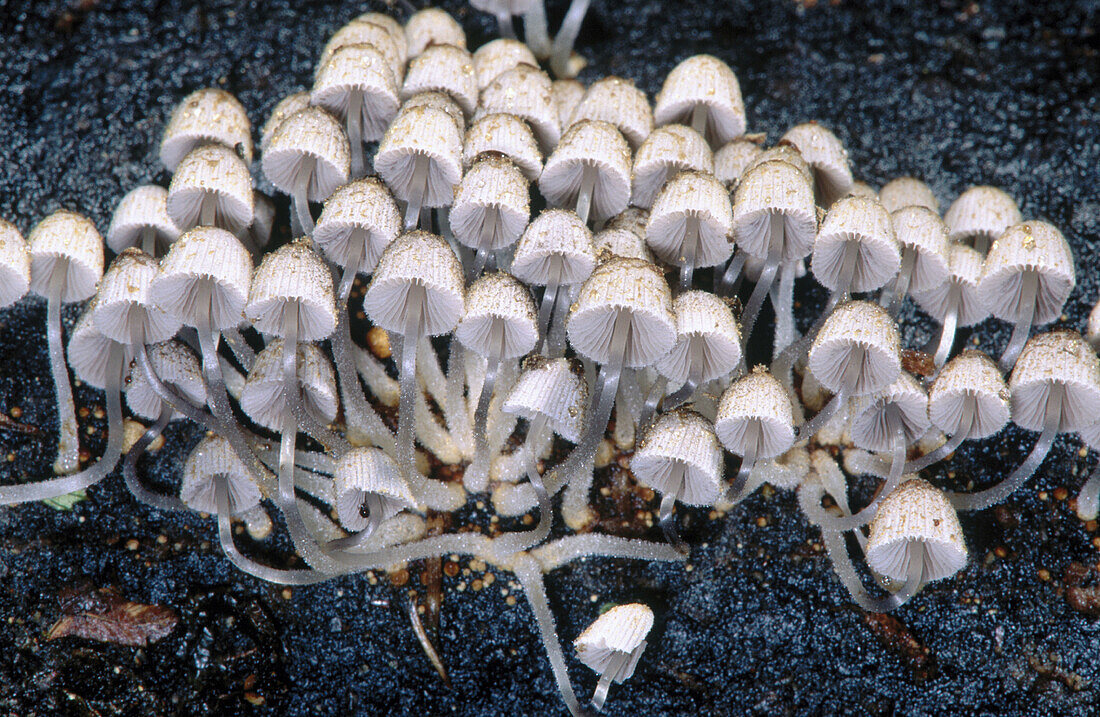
[1,0,1100,715]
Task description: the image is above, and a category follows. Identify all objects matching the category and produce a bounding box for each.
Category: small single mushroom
[330,447,416,549]
[167,144,254,236]
[630,125,713,210]
[463,112,543,182]
[878,205,950,317]
[712,137,763,190]
[478,64,561,153]
[714,367,796,501]
[538,119,631,226]
[239,339,339,446]
[574,603,654,711]
[405,7,467,59]
[27,210,105,476]
[913,243,986,368]
[159,88,252,172]
[93,248,182,353]
[260,91,311,155]
[944,185,1022,256]
[107,185,179,257]
[878,176,939,214]
[978,221,1075,371]
[632,408,723,552]
[548,0,594,79]
[450,155,531,278]
[567,76,654,151]
[472,38,538,90]
[401,43,479,119]
[654,55,746,148]
[0,219,30,309]
[810,195,900,310]
[780,123,854,207]
[318,17,404,85]
[646,170,732,291]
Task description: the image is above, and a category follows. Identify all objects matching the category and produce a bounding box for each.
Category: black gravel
[2,1,1100,715]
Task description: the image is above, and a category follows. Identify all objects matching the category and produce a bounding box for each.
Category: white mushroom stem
[0,342,124,505]
[291,156,316,236]
[1076,462,1100,521]
[828,238,861,312]
[658,469,689,554]
[397,283,427,480]
[523,2,553,58]
[537,255,565,353]
[140,226,156,257]
[998,269,1039,372]
[690,104,708,143]
[200,192,217,227]
[547,282,573,358]
[404,155,431,231]
[773,261,798,356]
[223,327,256,370]
[471,322,506,486]
[864,401,976,476]
[880,246,917,317]
[716,247,747,296]
[491,415,554,555]
[664,337,707,408]
[724,420,761,502]
[549,0,592,79]
[574,163,598,225]
[679,215,701,291]
[46,258,80,476]
[347,89,365,179]
[591,649,636,712]
[947,381,1064,511]
[470,211,499,281]
[529,533,686,571]
[933,283,962,368]
[496,9,516,39]
[796,345,865,442]
[122,404,186,511]
[638,375,667,430]
[770,304,834,391]
[325,493,388,551]
[740,214,785,343]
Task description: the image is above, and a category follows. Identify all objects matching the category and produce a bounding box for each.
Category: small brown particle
[244,693,265,706]
[125,539,139,551]
[367,326,391,359]
[9,407,22,419]
[1054,487,1069,501]
[443,561,459,578]
[1038,568,1051,582]
[390,569,410,587]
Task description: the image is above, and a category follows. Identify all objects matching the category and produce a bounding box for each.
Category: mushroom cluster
[1,5,1096,716]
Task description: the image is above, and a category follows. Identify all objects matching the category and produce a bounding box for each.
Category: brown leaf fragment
[860,610,937,681]
[47,585,178,647]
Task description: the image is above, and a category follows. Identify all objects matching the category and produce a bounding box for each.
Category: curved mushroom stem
[638,374,667,431]
[523,2,553,58]
[492,415,554,555]
[690,104,708,143]
[678,215,700,292]
[547,282,573,358]
[933,283,962,368]
[537,255,565,354]
[325,493,387,551]
[664,338,706,408]
[591,649,635,711]
[716,247,747,297]
[549,0,592,79]
[659,469,689,554]
[1077,460,1100,521]
[574,163,598,226]
[739,215,784,344]
[998,269,1039,373]
[898,401,976,475]
[404,155,431,231]
[140,226,157,257]
[122,404,186,511]
[947,381,1064,511]
[222,327,256,370]
[725,420,761,503]
[881,246,917,317]
[46,258,80,476]
[397,283,427,479]
[347,89,365,179]
[291,156,316,236]
[770,301,834,391]
[796,345,864,442]
[469,211,498,282]
[819,523,925,612]
[471,321,506,487]
[773,261,797,356]
[0,342,124,505]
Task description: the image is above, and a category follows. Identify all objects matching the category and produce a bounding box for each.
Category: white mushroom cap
[632,409,724,505]
[574,603,654,679]
[890,206,950,294]
[714,367,796,460]
[401,43,478,117]
[732,159,816,262]
[538,119,632,223]
[463,112,543,181]
[1009,331,1100,433]
[455,272,538,360]
[239,338,339,430]
[979,221,1075,325]
[245,240,337,342]
[654,55,746,146]
[552,79,586,128]
[478,65,560,153]
[125,340,205,421]
[365,230,465,336]
[94,249,181,345]
[450,156,531,251]
[107,185,180,255]
[594,227,654,263]
[646,170,734,269]
[262,107,350,203]
[167,144,254,235]
[405,7,467,58]
[159,88,252,171]
[780,123,854,206]
[607,207,649,239]
[68,298,132,390]
[744,145,813,186]
[354,12,409,69]
[944,186,1022,248]
[400,90,467,134]
[567,257,677,368]
[314,177,400,275]
[181,435,262,515]
[375,104,463,209]
[866,479,967,583]
[0,219,30,309]
[27,210,104,303]
[811,196,900,293]
[847,181,878,200]
[655,290,742,386]
[311,43,401,142]
[631,125,714,209]
[502,356,588,443]
[928,350,1010,438]
[510,209,597,286]
[850,372,931,452]
[260,91,311,154]
[713,137,763,189]
[912,244,987,326]
[472,38,537,91]
[151,226,252,331]
[879,177,939,214]
[318,18,403,85]
[568,76,654,151]
[808,300,901,396]
[334,447,416,531]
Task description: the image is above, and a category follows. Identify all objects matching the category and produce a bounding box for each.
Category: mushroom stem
[140,226,156,257]
[725,420,760,502]
[404,155,431,231]
[325,493,387,551]
[796,344,865,442]
[827,237,861,312]
[932,283,961,368]
[537,255,565,353]
[998,269,1039,372]
[690,104,708,143]
[739,214,784,343]
[469,211,498,282]
[46,258,80,476]
[679,215,700,291]
[497,10,516,39]
[549,0,592,79]
[638,375,666,431]
[547,282,573,358]
[277,303,301,503]
[773,261,797,355]
[347,89,365,179]
[973,233,991,256]
[574,163,598,225]
[664,337,706,408]
[658,469,689,554]
[200,192,217,227]
[590,650,634,712]
[122,404,186,511]
[292,156,316,236]
[492,415,554,555]
[716,247,747,296]
[881,246,917,317]
[523,2,553,58]
[223,327,256,370]
[471,321,506,485]
[1077,461,1100,521]
[397,283,427,479]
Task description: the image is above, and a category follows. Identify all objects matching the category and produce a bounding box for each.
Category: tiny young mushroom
[646,171,733,291]
[630,125,714,210]
[654,55,746,149]
[107,185,180,257]
[329,447,416,550]
[944,185,1022,256]
[462,112,543,182]
[714,367,796,502]
[478,64,561,154]
[167,143,254,237]
[568,76,654,151]
[401,43,479,119]
[450,155,531,278]
[404,7,467,59]
[573,603,655,712]
[779,123,854,208]
[471,38,538,91]
[159,88,252,172]
[913,243,987,368]
[538,119,632,227]
[0,219,29,310]
[878,176,940,214]
[877,205,950,317]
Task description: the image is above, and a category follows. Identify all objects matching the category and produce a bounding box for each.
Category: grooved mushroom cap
[654,55,746,146]
[450,156,531,251]
[405,8,467,57]
[151,226,252,330]
[1009,331,1100,433]
[473,39,537,91]
[866,479,967,583]
[552,79,586,128]
[245,241,337,341]
[566,257,677,368]
[400,90,467,133]
[263,107,350,203]
[94,249,182,344]
[944,186,1022,248]
[334,447,415,531]
[568,76,654,151]
[745,145,813,186]
[160,88,252,171]
[401,43,479,117]
[732,160,817,262]
[850,372,931,451]
[913,244,987,326]
[503,356,588,443]
[318,18,403,86]
[27,210,104,302]
[656,290,742,385]
[311,43,401,142]
[167,144,254,235]
[239,339,339,430]
[714,367,796,460]
[314,177,401,274]
[365,231,465,336]
[479,65,560,153]
[780,123,853,206]
[260,92,311,154]
[511,209,597,286]
[632,409,724,505]
[455,272,538,359]
[879,177,940,214]
[181,435,262,515]
[811,196,900,293]
[646,170,734,269]
[847,181,878,200]
[808,300,901,396]
[0,219,30,309]
[375,104,463,208]
[574,603,653,681]
[713,138,763,188]
[928,350,1010,438]
[68,299,133,390]
[355,12,409,68]
[890,206,950,294]
[979,221,1075,325]
[538,119,632,223]
[607,207,649,239]
[594,227,654,263]
[463,112,543,181]
[631,125,714,209]
[125,340,204,421]
[107,185,180,255]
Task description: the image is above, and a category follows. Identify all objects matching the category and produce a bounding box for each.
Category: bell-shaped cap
[780,123,853,206]
[401,43,478,117]
[450,156,531,251]
[655,290,742,386]
[107,185,180,255]
[160,88,252,171]
[811,196,899,293]
[27,210,104,303]
[262,107,350,203]
[405,7,467,57]
[314,177,401,274]
[0,219,30,309]
[67,298,132,390]
[246,241,337,341]
[850,372,931,452]
[334,447,416,531]
[568,76,654,150]
[538,119,632,223]
[375,104,464,209]
[502,356,588,443]
[455,272,538,360]
[928,350,1010,439]
[478,65,560,153]
[319,18,403,84]
[632,409,724,506]
[890,206,950,294]
[552,79,586,128]
[574,603,654,680]
[365,231,465,336]
[463,112,543,181]
[94,249,181,345]
[631,125,713,209]
[808,300,901,396]
[944,185,1022,249]
[866,479,967,583]
[713,138,763,188]
[151,226,252,331]
[239,339,339,431]
[732,159,816,262]
[181,435,262,515]
[510,209,597,286]
[167,144,254,235]
[715,367,796,460]
[879,177,939,214]
[646,170,734,269]
[311,43,401,142]
[472,38,537,91]
[654,55,746,146]
[1009,331,1100,433]
[261,91,312,154]
[912,244,987,326]
[979,221,1074,325]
